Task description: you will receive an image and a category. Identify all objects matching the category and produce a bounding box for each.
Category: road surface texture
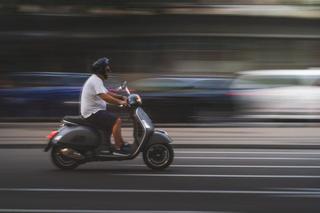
[0,148,320,212]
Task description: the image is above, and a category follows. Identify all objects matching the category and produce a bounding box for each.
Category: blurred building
[1,1,320,122]
[0,1,320,75]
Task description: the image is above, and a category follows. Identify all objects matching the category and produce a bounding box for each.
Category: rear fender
[44,140,55,152]
[44,127,64,152]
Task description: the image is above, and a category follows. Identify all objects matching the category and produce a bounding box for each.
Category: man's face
[102,65,111,80]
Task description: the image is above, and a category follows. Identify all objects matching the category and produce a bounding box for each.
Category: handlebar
[120,81,127,90]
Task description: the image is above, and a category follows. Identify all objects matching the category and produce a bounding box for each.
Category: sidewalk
[1,122,320,149]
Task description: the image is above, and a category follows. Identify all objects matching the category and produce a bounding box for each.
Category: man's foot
[121,142,132,152]
[113,148,130,156]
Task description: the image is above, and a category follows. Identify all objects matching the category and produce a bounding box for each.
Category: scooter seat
[63,116,94,127]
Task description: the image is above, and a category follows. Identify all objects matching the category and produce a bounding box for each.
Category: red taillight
[47,130,58,140]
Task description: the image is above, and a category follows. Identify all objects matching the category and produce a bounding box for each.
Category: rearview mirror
[121,81,127,90]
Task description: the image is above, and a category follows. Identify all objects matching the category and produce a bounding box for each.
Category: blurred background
[1,0,320,123]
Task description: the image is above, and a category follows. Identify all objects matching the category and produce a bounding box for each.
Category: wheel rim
[54,149,77,167]
[146,144,170,167]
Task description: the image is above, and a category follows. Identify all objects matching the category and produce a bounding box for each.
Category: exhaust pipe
[60,148,84,160]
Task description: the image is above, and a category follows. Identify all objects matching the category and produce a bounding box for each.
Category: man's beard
[103,73,108,79]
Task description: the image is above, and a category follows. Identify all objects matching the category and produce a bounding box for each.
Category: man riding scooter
[45,57,174,170]
[81,57,130,155]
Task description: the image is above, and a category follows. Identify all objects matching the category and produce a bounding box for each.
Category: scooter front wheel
[143,143,174,170]
[51,146,79,170]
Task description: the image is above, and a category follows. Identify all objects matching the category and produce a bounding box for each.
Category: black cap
[91,57,110,75]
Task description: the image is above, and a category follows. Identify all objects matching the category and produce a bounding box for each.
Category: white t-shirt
[80,74,108,118]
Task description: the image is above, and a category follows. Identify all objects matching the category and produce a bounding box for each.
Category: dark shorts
[85,110,118,132]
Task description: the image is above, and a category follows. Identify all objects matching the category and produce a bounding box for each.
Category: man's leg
[112,118,125,149]
[86,110,123,149]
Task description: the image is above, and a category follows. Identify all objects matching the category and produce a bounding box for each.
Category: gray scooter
[44,82,174,170]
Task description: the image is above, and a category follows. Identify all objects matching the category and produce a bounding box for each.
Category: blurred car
[0,72,122,120]
[0,72,235,123]
[129,76,235,123]
[231,69,320,121]
[8,72,90,87]
[0,86,81,119]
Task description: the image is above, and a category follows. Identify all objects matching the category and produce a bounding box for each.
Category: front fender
[148,129,173,145]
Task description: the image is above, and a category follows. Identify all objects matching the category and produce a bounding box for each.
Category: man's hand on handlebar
[119,99,128,107]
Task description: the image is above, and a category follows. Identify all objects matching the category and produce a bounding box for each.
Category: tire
[143,143,174,170]
[51,146,79,170]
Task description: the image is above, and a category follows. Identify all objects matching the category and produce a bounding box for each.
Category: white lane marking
[175,157,320,160]
[113,174,320,178]
[0,210,225,213]
[175,151,320,155]
[274,187,320,191]
[126,164,320,169]
[0,188,320,196]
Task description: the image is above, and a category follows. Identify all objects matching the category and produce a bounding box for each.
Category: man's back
[80,74,108,118]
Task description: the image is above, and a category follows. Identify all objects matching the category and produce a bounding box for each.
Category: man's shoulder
[86,74,102,84]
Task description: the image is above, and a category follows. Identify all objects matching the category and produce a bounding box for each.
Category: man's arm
[98,92,126,105]
[107,91,125,100]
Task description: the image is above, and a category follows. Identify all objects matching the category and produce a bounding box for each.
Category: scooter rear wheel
[143,143,174,170]
[51,146,79,170]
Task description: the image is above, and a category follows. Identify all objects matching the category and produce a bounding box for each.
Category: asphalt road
[1,148,320,212]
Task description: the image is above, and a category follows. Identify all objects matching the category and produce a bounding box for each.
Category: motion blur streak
[0,1,320,124]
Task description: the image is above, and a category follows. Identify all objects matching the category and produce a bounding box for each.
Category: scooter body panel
[131,107,154,154]
[52,125,101,148]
